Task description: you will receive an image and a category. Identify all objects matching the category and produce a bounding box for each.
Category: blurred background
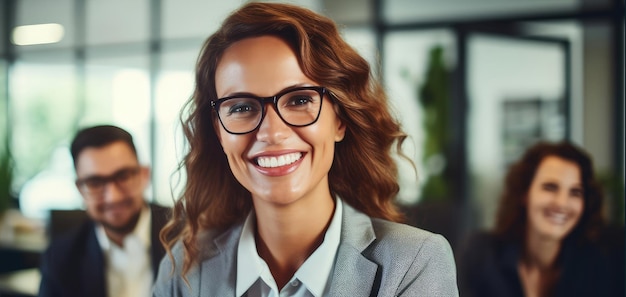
[0,0,623,295]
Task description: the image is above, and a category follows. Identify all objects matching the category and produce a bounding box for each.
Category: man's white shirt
[95,206,153,297]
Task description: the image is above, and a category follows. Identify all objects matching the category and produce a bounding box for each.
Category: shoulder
[156,239,186,278]
[41,219,97,276]
[370,219,449,253]
[149,203,171,214]
[154,240,191,297]
[457,231,518,297]
[459,231,501,256]
[370,219,455,266]
[157,226,230,274]
[149,203,171,221]
[45,219,95,256]
[457,231,508,271]
[342,201,454,262]
[368,219,459,296]
[149,203,171,229]
[154,224,242,296]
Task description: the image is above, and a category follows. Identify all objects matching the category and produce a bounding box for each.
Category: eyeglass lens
[77,167,139,195]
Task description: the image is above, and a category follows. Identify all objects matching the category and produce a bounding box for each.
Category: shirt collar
[295,198,342,296]
[236,210,266,297]
[236,199,343,297]
[95,205,151,251]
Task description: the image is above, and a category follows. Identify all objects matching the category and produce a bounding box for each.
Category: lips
[543,208,570,225]
[255,152,302,168]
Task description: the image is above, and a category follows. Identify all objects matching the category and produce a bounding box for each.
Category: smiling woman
[155,2,459,297]
[458,141,623,297]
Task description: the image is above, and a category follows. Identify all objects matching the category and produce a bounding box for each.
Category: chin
[539,228,572,242]
[254,191,301,205]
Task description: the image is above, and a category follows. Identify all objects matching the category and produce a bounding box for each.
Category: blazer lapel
[328,202,380,297]
[195,225,242,297]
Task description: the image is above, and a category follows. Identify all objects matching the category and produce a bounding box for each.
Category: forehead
[215,35,313,98]
[75,141,138,177]
[534,156,581,183]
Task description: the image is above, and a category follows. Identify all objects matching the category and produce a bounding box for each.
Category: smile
[543,209,570,225]
[256,152,302,168]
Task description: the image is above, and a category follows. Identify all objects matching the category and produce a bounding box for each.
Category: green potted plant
[0,143,14,217]
[418,45,451,202]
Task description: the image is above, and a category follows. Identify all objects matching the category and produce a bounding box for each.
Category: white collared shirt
[236,199,343,297]
[95,206,153,297]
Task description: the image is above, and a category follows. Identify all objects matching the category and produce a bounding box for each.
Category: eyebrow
[77,166,138,180]
[221,83,313,98]
[540,179,584,189]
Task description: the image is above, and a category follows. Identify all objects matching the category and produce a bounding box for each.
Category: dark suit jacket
[458,231,624,297]
[38,204,170,297]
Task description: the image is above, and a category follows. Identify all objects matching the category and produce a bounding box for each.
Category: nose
[256,104,291,143]
[102,181,125,203]
[554,190,569,207]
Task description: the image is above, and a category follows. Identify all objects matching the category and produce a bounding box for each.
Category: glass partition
[467,33,567,228]
[11,52,81,219]
[383,29,456,205]
[153,46,198,206]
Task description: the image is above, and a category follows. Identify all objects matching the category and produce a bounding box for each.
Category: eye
[221,98,261,117]
[229,103,258,114]
[286,95,314,106]
[541,182,558,192]
[113,169,134,182]
[83,177,105,189]
[570,187,583,198]
[281,90,320,111]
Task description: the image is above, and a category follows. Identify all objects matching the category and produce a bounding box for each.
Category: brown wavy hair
[493,141,605,244]
[160,2,409,277]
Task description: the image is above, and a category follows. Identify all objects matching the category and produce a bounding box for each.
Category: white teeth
[256,153,302,168]
[545,210,567,224]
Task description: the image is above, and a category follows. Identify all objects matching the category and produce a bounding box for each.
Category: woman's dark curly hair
[493,141,605,244]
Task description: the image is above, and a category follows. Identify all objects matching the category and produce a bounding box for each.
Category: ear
[334,117,346,142]
[139,165,151,188]
[75,181,87,199]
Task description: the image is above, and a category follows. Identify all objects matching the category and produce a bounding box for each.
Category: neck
[102,206,144,247]
[253,194,335,289]
[523,231,562,270]
[104,229,128,247]
[518,231,563,297]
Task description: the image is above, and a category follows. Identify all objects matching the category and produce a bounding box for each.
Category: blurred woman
[154,2,458,296]
[459,141,622,297]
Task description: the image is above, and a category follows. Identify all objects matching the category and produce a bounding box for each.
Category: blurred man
[39,125,169,297]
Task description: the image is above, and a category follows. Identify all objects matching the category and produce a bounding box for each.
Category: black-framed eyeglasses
[76,166,140,197]
[211,86,327,135]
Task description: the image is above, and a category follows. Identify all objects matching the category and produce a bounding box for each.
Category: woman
[155,2,458,297]
[458,141,622,297]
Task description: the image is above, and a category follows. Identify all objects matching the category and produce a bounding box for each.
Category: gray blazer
[154,202,459,297]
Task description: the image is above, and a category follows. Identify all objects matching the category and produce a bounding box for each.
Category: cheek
[526,190,543,210]
[213,115,234,155]
[85,201,102,215]
[572,199,585,217]
[218,131,240,153]
[219,133,254,165]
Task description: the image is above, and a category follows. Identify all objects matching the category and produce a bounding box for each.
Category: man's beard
[101,205,142,236]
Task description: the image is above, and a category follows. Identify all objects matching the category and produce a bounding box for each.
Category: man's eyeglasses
[211,86,327,135]
[76,166,140,197]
